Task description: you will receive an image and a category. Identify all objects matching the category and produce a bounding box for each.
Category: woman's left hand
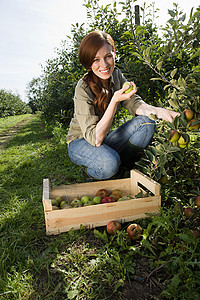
[156,107,180,123]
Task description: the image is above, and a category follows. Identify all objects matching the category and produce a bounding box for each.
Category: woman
[67,30,179,180]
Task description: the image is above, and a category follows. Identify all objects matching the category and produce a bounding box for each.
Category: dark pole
[135,5,140,25]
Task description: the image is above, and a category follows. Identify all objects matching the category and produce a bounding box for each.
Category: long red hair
[78,31,115,115]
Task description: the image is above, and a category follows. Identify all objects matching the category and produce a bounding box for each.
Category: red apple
[110,193,120,201]
[127,223,142,240]
[102,197,115,204]
[195,196,200,208]
[184,109,194,121]
[184,207,194,219]
[190,229,200,239]
[96,189,109,199]
[106,221,122,235]
[111,189,123,198]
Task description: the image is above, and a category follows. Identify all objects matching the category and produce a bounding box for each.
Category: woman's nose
[100,58,108,67]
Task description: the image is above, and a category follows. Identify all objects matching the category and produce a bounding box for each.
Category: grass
[0,114,32,133]
[0,114,199,300]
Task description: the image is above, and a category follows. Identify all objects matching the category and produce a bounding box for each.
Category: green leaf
[156,61,163,71]
[171,68,177,79]
[167,147,180,153]
[145,149,154,162]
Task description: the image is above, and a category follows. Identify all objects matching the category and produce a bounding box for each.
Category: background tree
[0,89,31,118]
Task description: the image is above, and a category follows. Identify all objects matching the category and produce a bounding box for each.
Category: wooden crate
[42,169,161,235]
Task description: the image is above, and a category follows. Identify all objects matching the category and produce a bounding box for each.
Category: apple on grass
[127,223,142,240]
[106,221,122,235]
[184,207,194,219]
[195,196,200,208]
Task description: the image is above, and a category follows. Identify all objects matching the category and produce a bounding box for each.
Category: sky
[0,0,199,103]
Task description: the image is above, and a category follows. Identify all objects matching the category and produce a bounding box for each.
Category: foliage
[0,89,31,118]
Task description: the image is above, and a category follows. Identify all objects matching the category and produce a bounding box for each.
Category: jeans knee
[88,155,120,180]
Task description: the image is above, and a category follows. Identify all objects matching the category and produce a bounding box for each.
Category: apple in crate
[107,221,122,235]
[102,197,115,204]
[96,189,109,199]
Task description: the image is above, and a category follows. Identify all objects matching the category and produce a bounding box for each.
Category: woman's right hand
[112,81,137,103]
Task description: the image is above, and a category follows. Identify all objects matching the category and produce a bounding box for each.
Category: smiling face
[91,43,115,85]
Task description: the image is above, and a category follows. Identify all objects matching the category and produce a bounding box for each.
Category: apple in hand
[123,82,133,94]
[102,197,115,204]
[96,189,109,199]
[107,221,122,235]
[127,223,142,240]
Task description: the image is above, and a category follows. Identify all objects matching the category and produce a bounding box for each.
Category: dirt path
[0,115,34,149]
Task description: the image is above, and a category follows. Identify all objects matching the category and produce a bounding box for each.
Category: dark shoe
[119,141,144,171]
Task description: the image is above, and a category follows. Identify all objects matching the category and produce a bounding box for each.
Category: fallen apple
[102,196,115,204]
[184,109,194,121]
[127,223,142,240]
[195,196,200,208]
[190,229,200,239]
[123,82,133,94]
[96,189,109,199]
[169,130,179,142]
[184,207,194,219]
[106,221,122,235]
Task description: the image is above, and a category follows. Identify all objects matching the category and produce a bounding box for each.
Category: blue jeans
[68,115,155,180]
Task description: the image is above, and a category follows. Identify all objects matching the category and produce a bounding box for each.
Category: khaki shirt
[66,67,144,146]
